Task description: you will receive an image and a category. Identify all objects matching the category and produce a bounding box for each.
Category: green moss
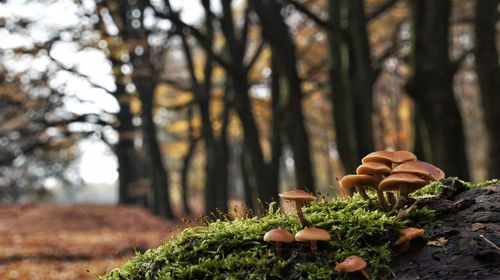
[103,178,492,280]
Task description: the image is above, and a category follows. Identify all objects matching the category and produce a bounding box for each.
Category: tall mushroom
[263,228,294,257]
[379,173,427,208]
[355,162,393,210]
[279,189,316,227]
[294,227,331,254]
[334,255,370,279]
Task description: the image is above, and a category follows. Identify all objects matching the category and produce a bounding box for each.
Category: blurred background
[0,0,498,279]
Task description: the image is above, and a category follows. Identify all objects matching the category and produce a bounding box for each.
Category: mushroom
[395,227,425,251]
[279,189,316,227]
[339,174,377,201]
[379,173,427,208]
[334,255,370,279]
[294,227,331,254]
[362,150,417,167]
[263,228,294,257]
[392,160,445,181]
[356,162,393,210]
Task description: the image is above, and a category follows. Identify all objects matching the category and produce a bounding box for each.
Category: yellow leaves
[129,95,142,115]
[166,118,202,135]
[427,237,448,247]
[155,84,194,109]
[160,141,189,159]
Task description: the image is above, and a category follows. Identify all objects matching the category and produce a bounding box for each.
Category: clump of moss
[103,201,427,279]
[104,178,485,280]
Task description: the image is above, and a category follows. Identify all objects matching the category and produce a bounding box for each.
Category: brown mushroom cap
[339,174,377,190]
[294,228,331,242]
[279,189,316,202]
[334,255,367,273]
[395,227,425,245]
[264,228,294,243]
[362,150,417,164]
[392,161,445,181]
[356,162,391,176]
[378,173,427,192]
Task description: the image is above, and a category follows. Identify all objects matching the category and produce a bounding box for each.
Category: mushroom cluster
[265,189,332,255]
[339,150,445,210]
[264,189,371,278]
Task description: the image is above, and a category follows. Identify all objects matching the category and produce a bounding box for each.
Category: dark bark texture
[408,0,470,180]
[391,181,500,279]
[253,0,316,192]
[475,0,500,179]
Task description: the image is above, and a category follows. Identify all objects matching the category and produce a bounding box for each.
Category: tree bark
[347,0,375,159]
[219,1,278,204]
[327,0,359,174]
[253,0,316,192]
[407,0,470,179]
[180,107,196,215]
[137,78,174,219]
[115,80,143,204]
[475,0,500,179]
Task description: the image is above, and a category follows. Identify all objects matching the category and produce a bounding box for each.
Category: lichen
[102,178,487,280]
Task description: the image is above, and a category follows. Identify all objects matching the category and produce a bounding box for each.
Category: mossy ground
[101,178,495,280]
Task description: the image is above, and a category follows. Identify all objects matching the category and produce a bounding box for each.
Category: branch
[367,0,400,21]
[245,39,265,72]
[450,47,475,73]
[151,5,230,70]
[48,55,115,95]
[285,0,330,29]
[373,20,406,79]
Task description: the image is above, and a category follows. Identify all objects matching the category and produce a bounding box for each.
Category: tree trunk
[327,0,359,174]
[180,107,196,215]
[115,82,142,204]
[253,0,316,192]
[139,88,174,219]
[270,54,283,194]
[475,0,500,179]
[408,0,470,179]
[346,0,375,159]
[220,1,278,204]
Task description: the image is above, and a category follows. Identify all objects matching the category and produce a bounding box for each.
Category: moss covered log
[101,179,499,279]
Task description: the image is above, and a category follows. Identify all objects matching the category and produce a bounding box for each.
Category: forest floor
[0,203,200,280]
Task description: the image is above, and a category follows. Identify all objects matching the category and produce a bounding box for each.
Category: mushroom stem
[360,269,371,280]
[275,242,282,257]
[356,186,370,200]
[376,190,390,211]
[295,201,310,227]
[310,240,318,254]
[386,192,397,207]
[395,185,410,209]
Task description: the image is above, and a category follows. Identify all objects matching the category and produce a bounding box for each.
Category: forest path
[0,204,196,280]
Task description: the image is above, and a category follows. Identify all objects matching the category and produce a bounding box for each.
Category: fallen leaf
[427,237,448,247]
[471,223,485,231]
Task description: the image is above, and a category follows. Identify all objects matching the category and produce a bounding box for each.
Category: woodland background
[1,0,499,220]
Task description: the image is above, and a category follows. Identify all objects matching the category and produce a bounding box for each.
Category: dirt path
[0,204,188,280]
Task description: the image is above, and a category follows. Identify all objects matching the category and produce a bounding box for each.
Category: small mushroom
[392,160,445,181]
[334,255,370,279]
[294,227,331,254]
[279,189,316,227]
[379,173,427,208]
[263,228,294,257]
[339,174,377,201]
[395,227,425,251]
